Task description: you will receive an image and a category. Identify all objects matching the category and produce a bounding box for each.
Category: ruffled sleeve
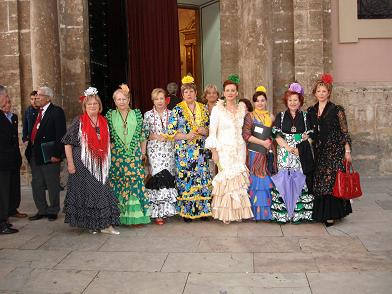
[242,112,254,142]
[135,109,147,142]
[205,105,219,149]
[61,116,80,146]
[336,105,352,146]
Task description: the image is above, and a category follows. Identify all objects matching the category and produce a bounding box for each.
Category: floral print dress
[143,108,177,219]
[106,109,150,225]
[167,101,212,219]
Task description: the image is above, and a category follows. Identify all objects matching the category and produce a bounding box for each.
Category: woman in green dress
[106,84,150,225]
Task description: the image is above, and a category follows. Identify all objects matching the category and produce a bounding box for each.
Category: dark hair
[222,80,239,91]
[252,91,267,103]
[30,90,38,96]
[239,98,253,112]
[282,90,304,107]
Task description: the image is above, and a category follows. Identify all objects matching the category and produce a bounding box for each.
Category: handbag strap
[344,160,355,174]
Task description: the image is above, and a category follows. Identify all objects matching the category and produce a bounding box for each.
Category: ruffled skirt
[211,165,253,222]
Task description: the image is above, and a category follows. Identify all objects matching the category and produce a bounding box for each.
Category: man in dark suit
[26,86,66,221]
[22,90,39,143]
[1,94,26,219]
[0,85,19,234]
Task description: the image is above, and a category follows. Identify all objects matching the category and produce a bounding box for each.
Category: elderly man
[0,85,19,234]
[26,86,66,221]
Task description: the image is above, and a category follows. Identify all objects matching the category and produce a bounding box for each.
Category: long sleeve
[54,107,67,158]
[22,108,29,141]
[242,112,253,142]
[336,105,352,146]
[167,107,179,136]
[205,106,219,149]
[143,111,151,138]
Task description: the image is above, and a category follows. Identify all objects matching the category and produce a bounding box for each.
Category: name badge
[254,126,264,135]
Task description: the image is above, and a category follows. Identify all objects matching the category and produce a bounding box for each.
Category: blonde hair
[151,88,166,101]
[113,88,131,101]
[201,84,219,103]
[82,95,103,113]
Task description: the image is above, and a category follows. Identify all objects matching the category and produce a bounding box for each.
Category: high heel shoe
[324,221,334,227]
[101,226,120,235]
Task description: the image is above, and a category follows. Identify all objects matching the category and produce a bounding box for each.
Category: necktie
[30,108,43,144]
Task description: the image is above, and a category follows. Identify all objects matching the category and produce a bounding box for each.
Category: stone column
[220,0,273,110]
[30,0,62,105]
[293,0,325,107]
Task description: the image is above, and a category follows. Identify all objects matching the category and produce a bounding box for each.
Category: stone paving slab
[236,222,283,237]
[39,232,110,251]
[99,236,200,253]
[307,271,392,294]
[356,232,392,251]
[0,249,70,269]
[299,236,367,253]
[313,251,392,272]
[184,273,311,294]
[197,237,300,253]
[161,253,253,273]
[0,267,97,293]
[56,251,167,272]
[254,252,319,273]
[281,223,329,237]
[84,272,188,294]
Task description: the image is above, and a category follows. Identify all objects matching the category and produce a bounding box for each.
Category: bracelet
[345,150,351,153]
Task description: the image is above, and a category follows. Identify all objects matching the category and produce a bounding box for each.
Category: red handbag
[332,160,362,199]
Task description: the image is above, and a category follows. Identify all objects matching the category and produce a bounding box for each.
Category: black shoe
[183,217,192,223]
[6,223,13,228]
[200,217,210,221]
[47,214,58,221]
[324,221,334,227]
[0,227,19,234]
[28,214,45,221]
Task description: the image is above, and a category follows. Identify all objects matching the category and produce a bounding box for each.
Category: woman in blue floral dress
[167,75,212,221]
[106,84,150,225]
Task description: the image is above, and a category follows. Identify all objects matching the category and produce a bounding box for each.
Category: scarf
[178,101,205,131]
[253,109,272,127]
[80,112,110,183]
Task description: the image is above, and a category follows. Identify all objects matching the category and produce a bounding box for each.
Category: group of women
[62,73,353,234]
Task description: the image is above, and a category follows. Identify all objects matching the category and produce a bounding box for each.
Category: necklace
[118,109,130,136]
[288,111,298,133]
[88,115,100,140]
[153,107,168,133]
[188,103,196,119]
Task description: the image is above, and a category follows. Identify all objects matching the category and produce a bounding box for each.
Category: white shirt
[40,102,51,118]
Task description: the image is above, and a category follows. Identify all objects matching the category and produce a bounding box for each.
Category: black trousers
[0,171,11,229]
[30,156,61,215]
[8,169,21,215]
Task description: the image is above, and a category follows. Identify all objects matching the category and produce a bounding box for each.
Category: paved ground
[1,177,392,294]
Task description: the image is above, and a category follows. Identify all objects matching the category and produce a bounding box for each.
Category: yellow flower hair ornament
[256,85,267,93]
[119,83,130,95]
[181,75,194,85]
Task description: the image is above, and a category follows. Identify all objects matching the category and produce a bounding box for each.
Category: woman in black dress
[308,74,352,227]
[62,87,120,234]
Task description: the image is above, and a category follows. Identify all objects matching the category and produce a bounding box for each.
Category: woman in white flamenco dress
[206,79,253,224]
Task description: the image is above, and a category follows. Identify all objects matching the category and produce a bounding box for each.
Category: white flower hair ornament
[84,87,98,97]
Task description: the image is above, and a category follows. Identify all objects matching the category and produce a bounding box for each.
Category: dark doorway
[88,0,128,112]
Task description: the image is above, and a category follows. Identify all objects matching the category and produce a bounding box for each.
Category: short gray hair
[167,82,178,95]
[0,84,8,96]
[38,86,54,98]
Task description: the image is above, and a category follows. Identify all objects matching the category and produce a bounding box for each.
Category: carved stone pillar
[30,0,61,104]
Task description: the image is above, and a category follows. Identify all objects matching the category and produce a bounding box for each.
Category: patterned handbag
[332,160,362,199]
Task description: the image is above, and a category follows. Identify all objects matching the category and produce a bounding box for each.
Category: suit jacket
[25,103,66,165]
[0,110,22,171]
[22,106,38,142]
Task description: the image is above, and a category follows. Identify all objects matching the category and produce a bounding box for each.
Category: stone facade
[0,0,391,178]
[0,0,90,183]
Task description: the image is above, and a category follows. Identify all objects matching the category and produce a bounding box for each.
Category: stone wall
[333,82,392,175]
[0,0,90,183]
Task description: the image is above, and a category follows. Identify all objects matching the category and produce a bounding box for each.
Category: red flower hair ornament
[321,73,333,85]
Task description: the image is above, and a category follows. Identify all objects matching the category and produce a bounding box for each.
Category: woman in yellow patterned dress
[167,75,212,222]
[106,84,150,225]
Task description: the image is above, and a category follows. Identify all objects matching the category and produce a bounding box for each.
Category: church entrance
[88,0,221,113]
